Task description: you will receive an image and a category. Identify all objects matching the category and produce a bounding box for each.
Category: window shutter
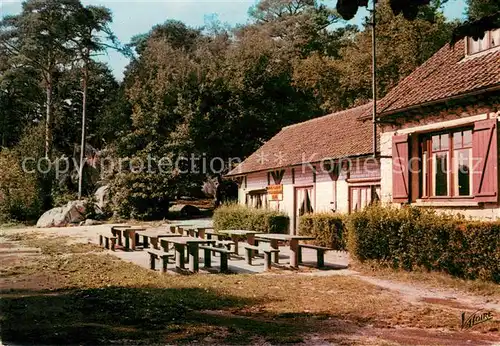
[473,119,498,203]
[392,134,410,203]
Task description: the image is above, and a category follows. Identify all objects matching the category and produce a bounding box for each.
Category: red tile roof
[370,39,500,117]
[227,103,377,176]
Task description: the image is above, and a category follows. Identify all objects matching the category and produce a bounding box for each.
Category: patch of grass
[351,261,500,300]
[3,232,103,255]
[0,222,27,230]
[1,246,499,344]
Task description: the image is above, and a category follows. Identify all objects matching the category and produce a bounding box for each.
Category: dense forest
[0,0,498,222]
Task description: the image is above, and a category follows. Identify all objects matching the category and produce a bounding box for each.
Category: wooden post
[317,250,325,268]
[161,256,168,273]
[289,239,299,268]
[270,239,279,263]
[220,253,228,272]
[245,248,253,265]
[175,244,185,270]
[150,254,156,271]
[204,248,212,267]
[264,251,272,271]
[188,244,199,273]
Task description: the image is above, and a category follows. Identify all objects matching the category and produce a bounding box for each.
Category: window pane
[468,37,479,54]
[432,135,440,150]
[434,153,448,196]
[440,134,449,150]
[453,132,462,149]
[422,152,428,197]
[491,29,500,48]
[463,130,472,147]
[457,149,471,196]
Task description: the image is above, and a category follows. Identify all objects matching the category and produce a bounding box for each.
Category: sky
[0,0,467,80]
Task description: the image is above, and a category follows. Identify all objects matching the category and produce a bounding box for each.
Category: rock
[94,185,110,210]
[36,200,87,228]
[170,204,201,218]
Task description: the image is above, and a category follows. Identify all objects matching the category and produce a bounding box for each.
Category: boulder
[36,200,87,228]
[94,185,110,210]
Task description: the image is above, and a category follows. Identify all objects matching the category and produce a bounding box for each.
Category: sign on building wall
[267,184,283,201]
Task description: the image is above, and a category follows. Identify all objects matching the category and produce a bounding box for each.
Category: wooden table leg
[130,231,137,251]
[231,235,239,256]
[247,234,255,256]
[124,232,130,250]
[197,228,205,239]
[143,235,149,249]
[118,230,124,246]
[289,239,299,268]
[150,236,158,250]
[175,244,185,270]
[270,239,279,263]
[188,243,199,273]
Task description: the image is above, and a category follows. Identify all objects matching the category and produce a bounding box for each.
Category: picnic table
[255,233,315,268]
[159,237,215,273]
[173,225,195,236]
[110,225,131,246]
[217,230,261,256]
[112,226,147,251]
[136,228,180,249]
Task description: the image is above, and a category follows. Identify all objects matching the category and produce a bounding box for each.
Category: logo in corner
[460,309,494,330]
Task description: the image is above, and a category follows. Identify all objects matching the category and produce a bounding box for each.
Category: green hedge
[298,213,346,250]
[213,204,289,234]
[347,205,500,283]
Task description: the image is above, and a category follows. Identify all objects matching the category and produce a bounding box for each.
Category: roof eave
[224,152,380,177]
[363,84,500,121]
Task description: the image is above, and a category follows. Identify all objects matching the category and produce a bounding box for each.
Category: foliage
[336,0,447,21]
[334,0,453,104]
[347,204,500,283]
[109,172,173,220]
[298,213,346,250]
[467,0,500,21]
[452,10,500,43]
[0,149,42,222]
[213,204,290,234]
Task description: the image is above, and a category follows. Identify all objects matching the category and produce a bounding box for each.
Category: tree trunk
[78,61,88,199]
[45,73,53,158]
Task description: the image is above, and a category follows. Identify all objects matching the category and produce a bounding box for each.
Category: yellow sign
[267,185,283,201]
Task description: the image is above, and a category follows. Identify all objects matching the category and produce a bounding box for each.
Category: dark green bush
[110,172,171,220]
[347,204,500,283]
[213,204,289,234]
[298,213,346,250]
[0,125,49,222]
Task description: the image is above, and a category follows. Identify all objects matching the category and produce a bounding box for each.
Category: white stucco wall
[236,159,381,233]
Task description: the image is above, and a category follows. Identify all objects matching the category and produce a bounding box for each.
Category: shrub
[298,213,346,250]
[0,149,42,222]
[346,204,500,283]
[213,204,289,234]
[110,172,172,220]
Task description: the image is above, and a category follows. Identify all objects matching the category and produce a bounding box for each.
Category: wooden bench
[253,238,270,254]
[148,249,175,273]
[215,240,235,252]
[298,244,333,268]
[205,230,225,241]
[99,234,117,251]
[244,245,279,270]
[199,246,232,273]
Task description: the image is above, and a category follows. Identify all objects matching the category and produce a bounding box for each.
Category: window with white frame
[246,190,267,209]
[467,29,500,55]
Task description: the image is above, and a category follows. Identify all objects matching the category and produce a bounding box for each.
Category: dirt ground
[0,226,499,345]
